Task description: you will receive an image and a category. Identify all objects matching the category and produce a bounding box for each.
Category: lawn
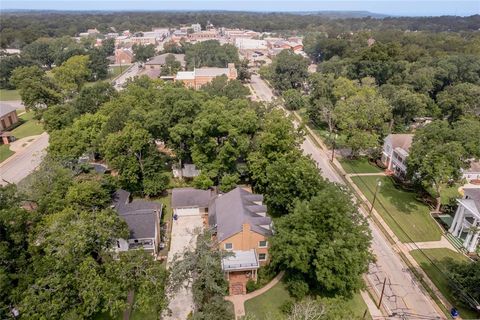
[244,281,292,319]
[410,248,477,319]
[0,144,14,163]
[340,158,383,174]
[11,112,44,139]
[0,89,21,101]
[108,66,126,79]
[351,176,442,242]
[244,281,370,320]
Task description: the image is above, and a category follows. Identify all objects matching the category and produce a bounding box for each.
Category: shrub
[285,274,309,300]
[246,279,258,293]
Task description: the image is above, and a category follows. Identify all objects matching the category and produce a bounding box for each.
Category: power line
[350,167,480,311]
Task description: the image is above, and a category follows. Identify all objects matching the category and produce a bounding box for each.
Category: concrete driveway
[165,215,204,320]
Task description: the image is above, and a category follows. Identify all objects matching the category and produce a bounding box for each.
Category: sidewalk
[305,124,453,319]
[225,271,284,319]
[405,236,456,252]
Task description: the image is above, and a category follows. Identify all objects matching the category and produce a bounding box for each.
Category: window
[258,253,267,261]
[259,240,268,248]
[224,243,233,250]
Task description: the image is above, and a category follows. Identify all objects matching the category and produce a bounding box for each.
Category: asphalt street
[249,74,442,319]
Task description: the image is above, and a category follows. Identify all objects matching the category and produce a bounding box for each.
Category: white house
[462,161,480,183]
[449,187,480,253]
[171,188,212,217]
[112,189,162,256]
[381,134,413,179]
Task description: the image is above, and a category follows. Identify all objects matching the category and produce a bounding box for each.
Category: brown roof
[386,134,414,152]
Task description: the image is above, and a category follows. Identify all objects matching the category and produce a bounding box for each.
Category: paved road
[165,215,204,320]
[113,62,140,90]
[249,75,442,319]
[0,132,49,185]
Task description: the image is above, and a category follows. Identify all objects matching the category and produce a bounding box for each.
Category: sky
[0,1,479,17]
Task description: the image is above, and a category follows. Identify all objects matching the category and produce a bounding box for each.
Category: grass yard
[108,66,126,79]
[351,176,442,242]
[155,192,172,223]
[410,248,477,319]
[340,158,383,174]
[244,281,292,319]
[0,144,14,163]
[11,112,44,139]
[0,89,21,101]
[244,281,370,320]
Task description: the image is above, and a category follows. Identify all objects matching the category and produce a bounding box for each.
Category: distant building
[112,189,162,256]
[188,30,218,42]
[449,186,480,253]
[175,63,237,90]
[381,134,414,179]
[145,53,186,70]
[0,103,19,144]
[191,23,202,33]
[115,48,133,65]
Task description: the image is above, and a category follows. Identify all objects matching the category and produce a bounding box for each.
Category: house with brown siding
[0,103,19,144]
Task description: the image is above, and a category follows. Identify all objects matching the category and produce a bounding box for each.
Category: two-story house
[209,187,273,295]
[112,189,162,256]
[381,134,413,179]
[449,187,480,253]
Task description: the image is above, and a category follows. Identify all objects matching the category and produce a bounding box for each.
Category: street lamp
[369,180,382,215]
[330,133,338,162]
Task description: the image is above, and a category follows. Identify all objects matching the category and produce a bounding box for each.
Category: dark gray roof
[112,190,161,239]
[209,187,272,241]
[145,53,185,66]
[171,188,211,208]
[0,103,17,118]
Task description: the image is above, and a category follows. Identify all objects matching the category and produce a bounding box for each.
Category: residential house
[171,187,212,217]
[381,134,414,179]
[462,161,480,183]
[112,189,162,256]
[175,63,237,89]
[172,163,201,179]
[0,103,19,144]
[171,186,272,295]
[209,187,272,295]
[115,48,133,65]
[448,187,480,253]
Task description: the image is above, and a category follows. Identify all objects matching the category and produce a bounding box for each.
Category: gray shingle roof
[145,53,185,66]
[171,188,212,208]
[112,190,161,239]
[0,103,17,118]
[209,187,272,241]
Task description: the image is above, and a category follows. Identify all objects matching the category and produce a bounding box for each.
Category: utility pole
[377,277,387,309]
[330,133,338,162]
[369,179,382,215]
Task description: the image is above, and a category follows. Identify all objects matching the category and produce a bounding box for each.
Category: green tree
[0,55,37,89]
[132,44,156,62]
[10,65,62,110]
[446,259,480,312]
[333,86,391,157]
[184,40,239,69]
[53,55,91,95]
[437,83,480,122]
[169,230,234,320]
[22,37,55,68]
[270,186,373,297]
[88,47,109,81]
[282,89,305,111]
[407,120,474,212]
[201,75,250,100]
[270,50,308,91]
[159,53,182,76]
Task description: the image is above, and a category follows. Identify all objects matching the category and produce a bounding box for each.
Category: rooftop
[171,188,212,208]
[145,53,185,66]
[209,187,271,242]
[386,133,414,153]
[112,189,161,239]
[222,249,259,271]
[0,103,17,118]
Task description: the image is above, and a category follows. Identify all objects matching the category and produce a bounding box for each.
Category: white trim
[258,253,267,261]
[224,243,233,250]
[258,240,268,248]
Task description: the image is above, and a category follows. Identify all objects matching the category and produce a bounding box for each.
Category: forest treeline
[1,11,479,47]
